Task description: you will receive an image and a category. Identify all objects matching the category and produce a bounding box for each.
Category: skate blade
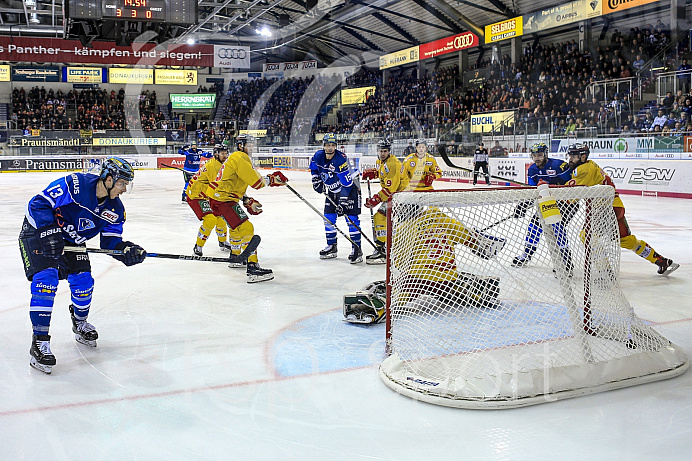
[319,254,338,260]
[228,262,246,268]
[661,262,680,276]
[365,258,386,265]
[30,357,53,374]
[343,314,375,324]
[247,273,274,283]
[349,257,363,264]
[75,335,97,347]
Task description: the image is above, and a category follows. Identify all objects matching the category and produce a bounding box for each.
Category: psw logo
[601,166,627,180]
[629,168,675,182]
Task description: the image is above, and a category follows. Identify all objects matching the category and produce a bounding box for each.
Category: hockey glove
[362,169,378,181]
[113,241,147,267]
[266,171,288,187]
[311,175,324,194]
[36,223,64,259]
[421,173,436,187]
[365,195,382,209]
[537,180,548,186]
[513,200,531,219]
[243,196,263,215]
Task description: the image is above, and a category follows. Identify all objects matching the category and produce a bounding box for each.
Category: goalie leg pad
[452,273,501,309]
[343,281,386,324]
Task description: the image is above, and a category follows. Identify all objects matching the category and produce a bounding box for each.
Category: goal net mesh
[380,186,688,408]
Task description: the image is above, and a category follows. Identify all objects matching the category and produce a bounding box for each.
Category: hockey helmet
[323,133,337,145]
[236,133,255,148]
[567,142,589,158]
[100,157,134,183]
[343,281,387,324]
[213,143,228,158]
[415,138,426,147]
[377,139,391,150]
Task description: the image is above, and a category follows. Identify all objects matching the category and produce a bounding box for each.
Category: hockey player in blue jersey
[179,142,211,202]
[18,157,147,374]
[512,142,576,269]
[310,133,363,264]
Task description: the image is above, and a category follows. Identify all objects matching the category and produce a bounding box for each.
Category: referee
[473,141,490,186]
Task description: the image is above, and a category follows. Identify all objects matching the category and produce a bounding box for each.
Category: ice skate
[319,243,338,260]
[655,257,679,276]
[219,241,232,252]
[366,244,386,265]
[193,244,203,256]
[247,262,274,283]
[228,254,247,269]
[30,334,56,374]
[70,304,98,347]
[348,246,363,264]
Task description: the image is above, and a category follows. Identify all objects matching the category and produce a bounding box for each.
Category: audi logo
[454,33,475,49]
[217,48,247,59]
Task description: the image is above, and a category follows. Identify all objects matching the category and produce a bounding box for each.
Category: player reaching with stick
[566,143,679,276]
[310,133,363,264]
[18,157,147,374]
[206,134,288,282]
[361,139,407,264]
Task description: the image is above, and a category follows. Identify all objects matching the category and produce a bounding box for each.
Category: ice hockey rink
[1,168,692,460]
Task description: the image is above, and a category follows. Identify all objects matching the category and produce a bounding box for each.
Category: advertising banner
[485,17,523,44]
[602,0,659,14]
[379,46,420,70]
[551,136,683,158]
[341,86,376,105]
[213,45,251,69]
[92,138,166,146]
[239,129,268,138]
[170,93,216,109]
[108,68,154,84]
[12,66,60,82]
[0,65,9,82]
[64,67,105,83]
[165,130,186,142]
[523,0,602,34]
[155,69,197,85]
[470,111,515,133]
[9,137,89,147]
[0,37,213,67]
[263,60,317,72]
[419,32,478,60]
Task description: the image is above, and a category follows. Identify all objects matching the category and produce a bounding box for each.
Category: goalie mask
[343,281,387,324]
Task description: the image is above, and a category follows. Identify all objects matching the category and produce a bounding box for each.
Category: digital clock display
[102,0,166,21]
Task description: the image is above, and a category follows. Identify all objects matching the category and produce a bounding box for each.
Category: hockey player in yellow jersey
[392,205,505,308]
[206,134,289,283]
[566,143,679,275]
[362,139,407,264]
[400,139,442,191]
[186,144,233,257]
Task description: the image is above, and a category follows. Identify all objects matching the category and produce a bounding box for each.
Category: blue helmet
[323,133,337,145]
[100,157,134,182]
[530,142,548,155]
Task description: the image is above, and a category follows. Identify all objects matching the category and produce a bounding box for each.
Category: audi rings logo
[454,33,475,49]
[217,48,247,59]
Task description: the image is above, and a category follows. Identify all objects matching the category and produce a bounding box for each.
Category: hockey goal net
[380,186,688,409]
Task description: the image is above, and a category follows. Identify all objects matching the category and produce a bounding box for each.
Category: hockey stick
[284,184,360,249]
[366,179,377,243]
[63,235,260,263]
[161,163,185,172]
[439,150,528,186]
[322,191,379,250]
[479,216,513,232]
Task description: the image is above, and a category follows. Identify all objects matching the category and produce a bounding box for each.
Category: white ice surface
[1,169,691,460]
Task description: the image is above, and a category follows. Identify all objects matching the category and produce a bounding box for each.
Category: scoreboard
[103,0,167,22]
[69,0,197,25]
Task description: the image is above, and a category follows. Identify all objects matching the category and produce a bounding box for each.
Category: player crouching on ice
[344,205,506,324]
[19,157,147,374]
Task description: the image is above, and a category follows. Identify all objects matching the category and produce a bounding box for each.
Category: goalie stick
[161,163,185,172]
[285,184,361,249]
[439,150,527,186]
[63,235,261,263]
[322,191,379,250]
